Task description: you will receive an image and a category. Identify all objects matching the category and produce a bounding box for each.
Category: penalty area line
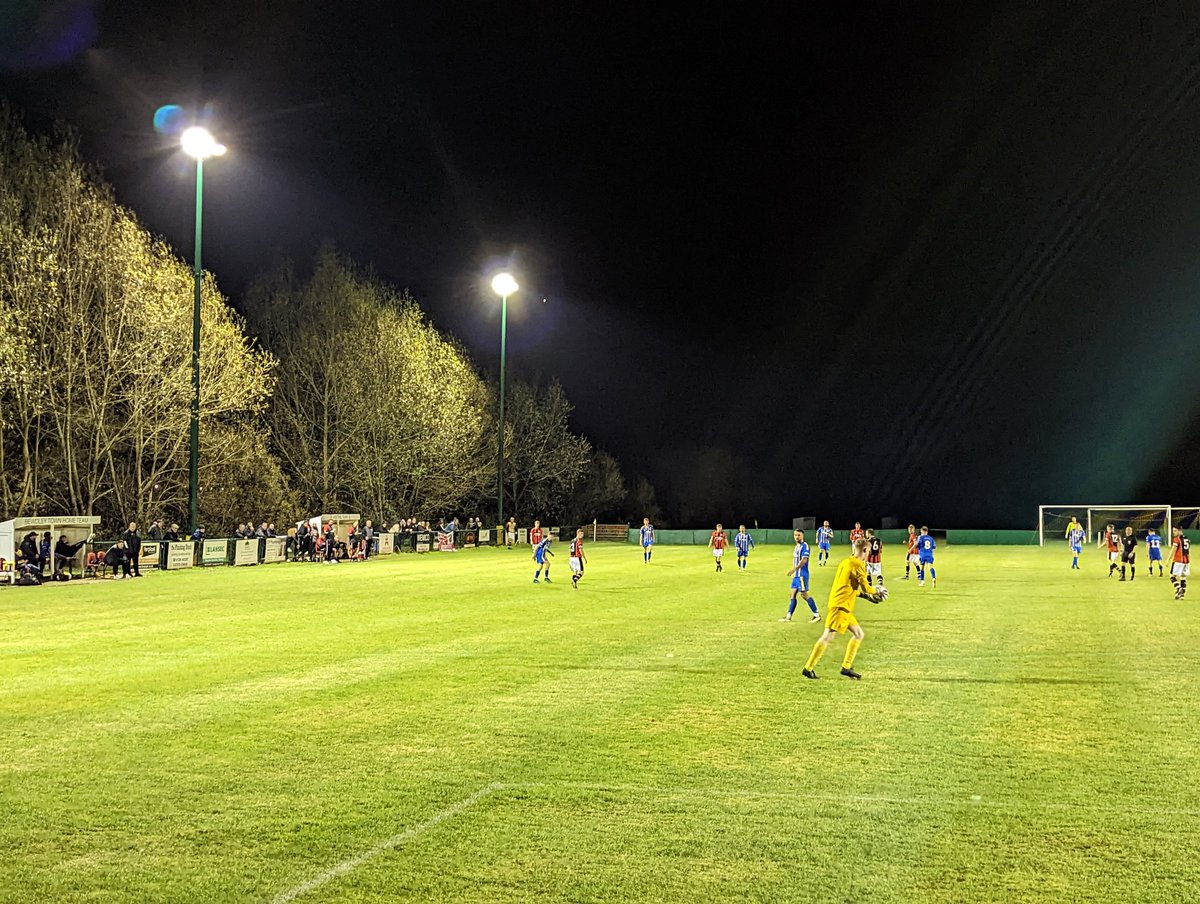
[270,782,504,904]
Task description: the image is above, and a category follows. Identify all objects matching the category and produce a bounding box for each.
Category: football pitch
[2,544,1196,903]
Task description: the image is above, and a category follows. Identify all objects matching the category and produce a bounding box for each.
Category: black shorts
[1121,551,1136,564]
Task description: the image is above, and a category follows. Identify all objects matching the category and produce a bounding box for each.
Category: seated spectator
[39,531,52,574]
[18,531,40,575]
[54,534,89,575]
[104,539,132,579]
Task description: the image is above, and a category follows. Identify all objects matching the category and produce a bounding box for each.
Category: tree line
[0,108,660,533]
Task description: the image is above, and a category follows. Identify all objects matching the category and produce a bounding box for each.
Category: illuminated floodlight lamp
[181,126,226,159]
[490,272,518,297]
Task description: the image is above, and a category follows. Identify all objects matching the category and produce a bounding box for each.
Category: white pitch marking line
[271,782,505,904]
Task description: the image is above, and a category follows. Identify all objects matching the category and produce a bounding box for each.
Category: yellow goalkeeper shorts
[826,609,859,635]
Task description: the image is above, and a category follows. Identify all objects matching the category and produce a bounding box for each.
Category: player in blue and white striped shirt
[815,521,834,566]
[1066,516,1085,570]
[734,525,755,571]
[532,537,554,583]
[640,518,656,563]
[781,530,820,622]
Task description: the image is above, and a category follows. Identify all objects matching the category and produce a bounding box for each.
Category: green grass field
[2,543,1197,903]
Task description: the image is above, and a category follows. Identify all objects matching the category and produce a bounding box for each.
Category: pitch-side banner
[233,539,259,566]
[138,542,161,570]
[518,528,528,545]
[164,542,195,570]
[479,529,491,544]
[201,539,229,565]
[415,531,431,553]
[261,537,286,563]
[378,533,395,554]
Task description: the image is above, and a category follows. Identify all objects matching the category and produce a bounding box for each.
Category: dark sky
[3,0,1199,527]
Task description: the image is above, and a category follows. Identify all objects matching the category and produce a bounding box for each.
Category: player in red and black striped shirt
[569,529,587,589]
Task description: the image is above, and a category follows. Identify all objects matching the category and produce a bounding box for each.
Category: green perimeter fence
[628,529,1042,546]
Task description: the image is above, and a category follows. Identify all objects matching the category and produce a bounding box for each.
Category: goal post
[1037,504,1172,546]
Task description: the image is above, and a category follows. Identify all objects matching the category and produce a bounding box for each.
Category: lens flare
[153,105,186,135]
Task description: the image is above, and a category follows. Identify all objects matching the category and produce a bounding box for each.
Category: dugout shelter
[0,515,101,579]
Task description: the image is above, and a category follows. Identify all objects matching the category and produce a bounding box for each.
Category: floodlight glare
[181,126,226,159]
[491,272,518,297]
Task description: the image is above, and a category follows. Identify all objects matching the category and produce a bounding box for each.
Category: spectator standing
[147,519,165,541]
[164,523,181,542]
[323,522,337,563]
[191,525,205,542]
[121,522,143,577]
[363,520,375,560]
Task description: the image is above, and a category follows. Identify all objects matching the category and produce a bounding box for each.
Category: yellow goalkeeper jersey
[827,556,872,615]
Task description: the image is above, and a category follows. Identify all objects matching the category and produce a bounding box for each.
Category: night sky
[3,1,1199,527]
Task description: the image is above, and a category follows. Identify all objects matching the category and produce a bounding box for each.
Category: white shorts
[906,554,919,564]
[507,532,516,543]
[569,557,583,574]
[867,562,882,577]
[1108,551,1120,562]
[1172,562,1190,578]
[712,548,724,559]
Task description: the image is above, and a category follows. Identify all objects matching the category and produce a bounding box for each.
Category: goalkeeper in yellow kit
[803,537,887,681]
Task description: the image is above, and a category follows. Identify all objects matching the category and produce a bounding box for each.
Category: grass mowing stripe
[509,780,1200,816]
[271,782,504,904]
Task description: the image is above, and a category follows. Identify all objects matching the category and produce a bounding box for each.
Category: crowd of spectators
[8,511,502,585]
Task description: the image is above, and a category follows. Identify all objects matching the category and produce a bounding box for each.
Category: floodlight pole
[497,292,508,528]
[188,156,204,535]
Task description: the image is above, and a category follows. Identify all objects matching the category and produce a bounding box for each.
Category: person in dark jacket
[147,519,165,541]
[104,539,132,578]
[164,523,181,542]
[121,522,143,577]
[323,523,337,562]
[39,531,52,573]
[54,535,89,574]
[19,532,40,574]
[362,520,375,560]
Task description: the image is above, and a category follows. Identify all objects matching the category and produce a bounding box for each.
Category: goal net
[1175,507,1200,531]
[1037,504,1172,546]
